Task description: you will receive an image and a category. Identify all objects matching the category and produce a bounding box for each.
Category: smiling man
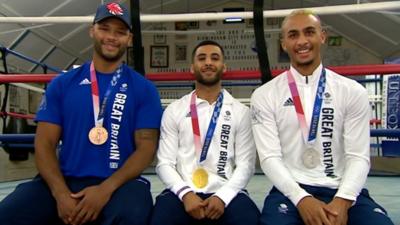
[0,2,162,225]
[150,40,259,225]
[251,10,394,225]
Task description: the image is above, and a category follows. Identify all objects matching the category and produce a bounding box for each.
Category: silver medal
[302,148,320,169]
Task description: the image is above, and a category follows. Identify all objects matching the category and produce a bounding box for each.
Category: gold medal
[192,167,208,188]
[88,126,108,145]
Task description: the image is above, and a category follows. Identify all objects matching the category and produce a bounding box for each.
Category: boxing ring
[1,64,400,150]
[0,1,400,222]
[1,63,400,222]
[0,0,399,158]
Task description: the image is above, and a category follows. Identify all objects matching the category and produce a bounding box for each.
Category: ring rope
[0,2,399,23]
[1,64,399,83]
[0,112,35,120]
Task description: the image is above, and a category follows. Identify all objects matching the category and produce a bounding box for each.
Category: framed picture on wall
[175,22,188,31]
[150,45,169,68]
[328,36,342,46]
[206,20,217,27]
[246,18,254,28]
[154,34,166,44]
[175,44,187,62]
[187,21,199,29]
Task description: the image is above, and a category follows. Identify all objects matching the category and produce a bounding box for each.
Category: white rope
[0,1,399,23]
[11,83,45,94]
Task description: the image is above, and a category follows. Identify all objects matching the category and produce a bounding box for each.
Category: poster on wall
[328,36,342,46]
[175,44,187,62]
[153,34,166,44]
[150,46,169,68]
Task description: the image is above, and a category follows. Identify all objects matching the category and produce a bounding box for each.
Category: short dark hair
[191,40,224,62]
[281,9,321,38]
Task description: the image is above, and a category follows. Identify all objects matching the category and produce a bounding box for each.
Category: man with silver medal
[251,9,394,225]
[151,40,259,225]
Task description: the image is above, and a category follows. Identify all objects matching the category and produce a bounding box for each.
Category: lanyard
[287,68,326,145]
[190,91,224,163]
[90,62,122,127]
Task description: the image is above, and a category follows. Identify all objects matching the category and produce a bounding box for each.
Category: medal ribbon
[287,68,326,145]
[90,62,122,127]
[190,91,224,163]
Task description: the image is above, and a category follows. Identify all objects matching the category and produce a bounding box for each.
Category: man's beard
[93,40,126,63]
[195,68,223,86]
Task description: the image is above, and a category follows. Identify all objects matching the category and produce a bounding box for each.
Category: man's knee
[104,183,153,225]
[106,204,152,225]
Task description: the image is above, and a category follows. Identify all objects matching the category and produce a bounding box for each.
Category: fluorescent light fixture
[223,7,245,24]
[224,17,244,23]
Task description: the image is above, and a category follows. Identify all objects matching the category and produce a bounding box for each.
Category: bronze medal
[88,126,108,145]
[192,167,208,188]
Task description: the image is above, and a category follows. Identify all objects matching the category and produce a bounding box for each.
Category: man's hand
[69,185,112,225]
[182,192,207,220]
[325,197,352,225]
[54,192,79,224]
[204,196,225,220]
[297,196,337,225]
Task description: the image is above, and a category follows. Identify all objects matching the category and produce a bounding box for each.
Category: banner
[382,75,400,140]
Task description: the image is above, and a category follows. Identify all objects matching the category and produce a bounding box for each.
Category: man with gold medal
[151,40,260,225]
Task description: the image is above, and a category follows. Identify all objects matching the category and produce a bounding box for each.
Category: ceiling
[0,0,399,74]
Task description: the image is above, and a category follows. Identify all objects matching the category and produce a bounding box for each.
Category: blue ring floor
[1,175,399,224]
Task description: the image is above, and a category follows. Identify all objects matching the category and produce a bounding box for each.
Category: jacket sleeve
[335,83,370,201]
[156,104,193,200]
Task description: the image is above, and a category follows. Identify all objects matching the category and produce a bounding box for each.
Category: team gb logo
[107,3,124,15]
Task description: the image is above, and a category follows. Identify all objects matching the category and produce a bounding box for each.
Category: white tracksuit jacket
[251,64,371,205]
[157,89,256,206]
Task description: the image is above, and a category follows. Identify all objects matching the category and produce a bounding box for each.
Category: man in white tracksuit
[151,40,260,225]
[251,9,394,225]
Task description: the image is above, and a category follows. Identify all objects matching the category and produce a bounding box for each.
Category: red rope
[0,64,399,83]
[0,112,35,120]
[370,119,382,125]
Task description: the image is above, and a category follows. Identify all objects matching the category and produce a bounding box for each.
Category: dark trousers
[259,184,394,225]
[0,176,153,225]
[150,189,260,225]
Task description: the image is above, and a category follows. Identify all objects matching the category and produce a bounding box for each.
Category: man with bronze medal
[251,9,394,225]
[151,40,259,225]
[0,2,163,225]
[87,61,122,146]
